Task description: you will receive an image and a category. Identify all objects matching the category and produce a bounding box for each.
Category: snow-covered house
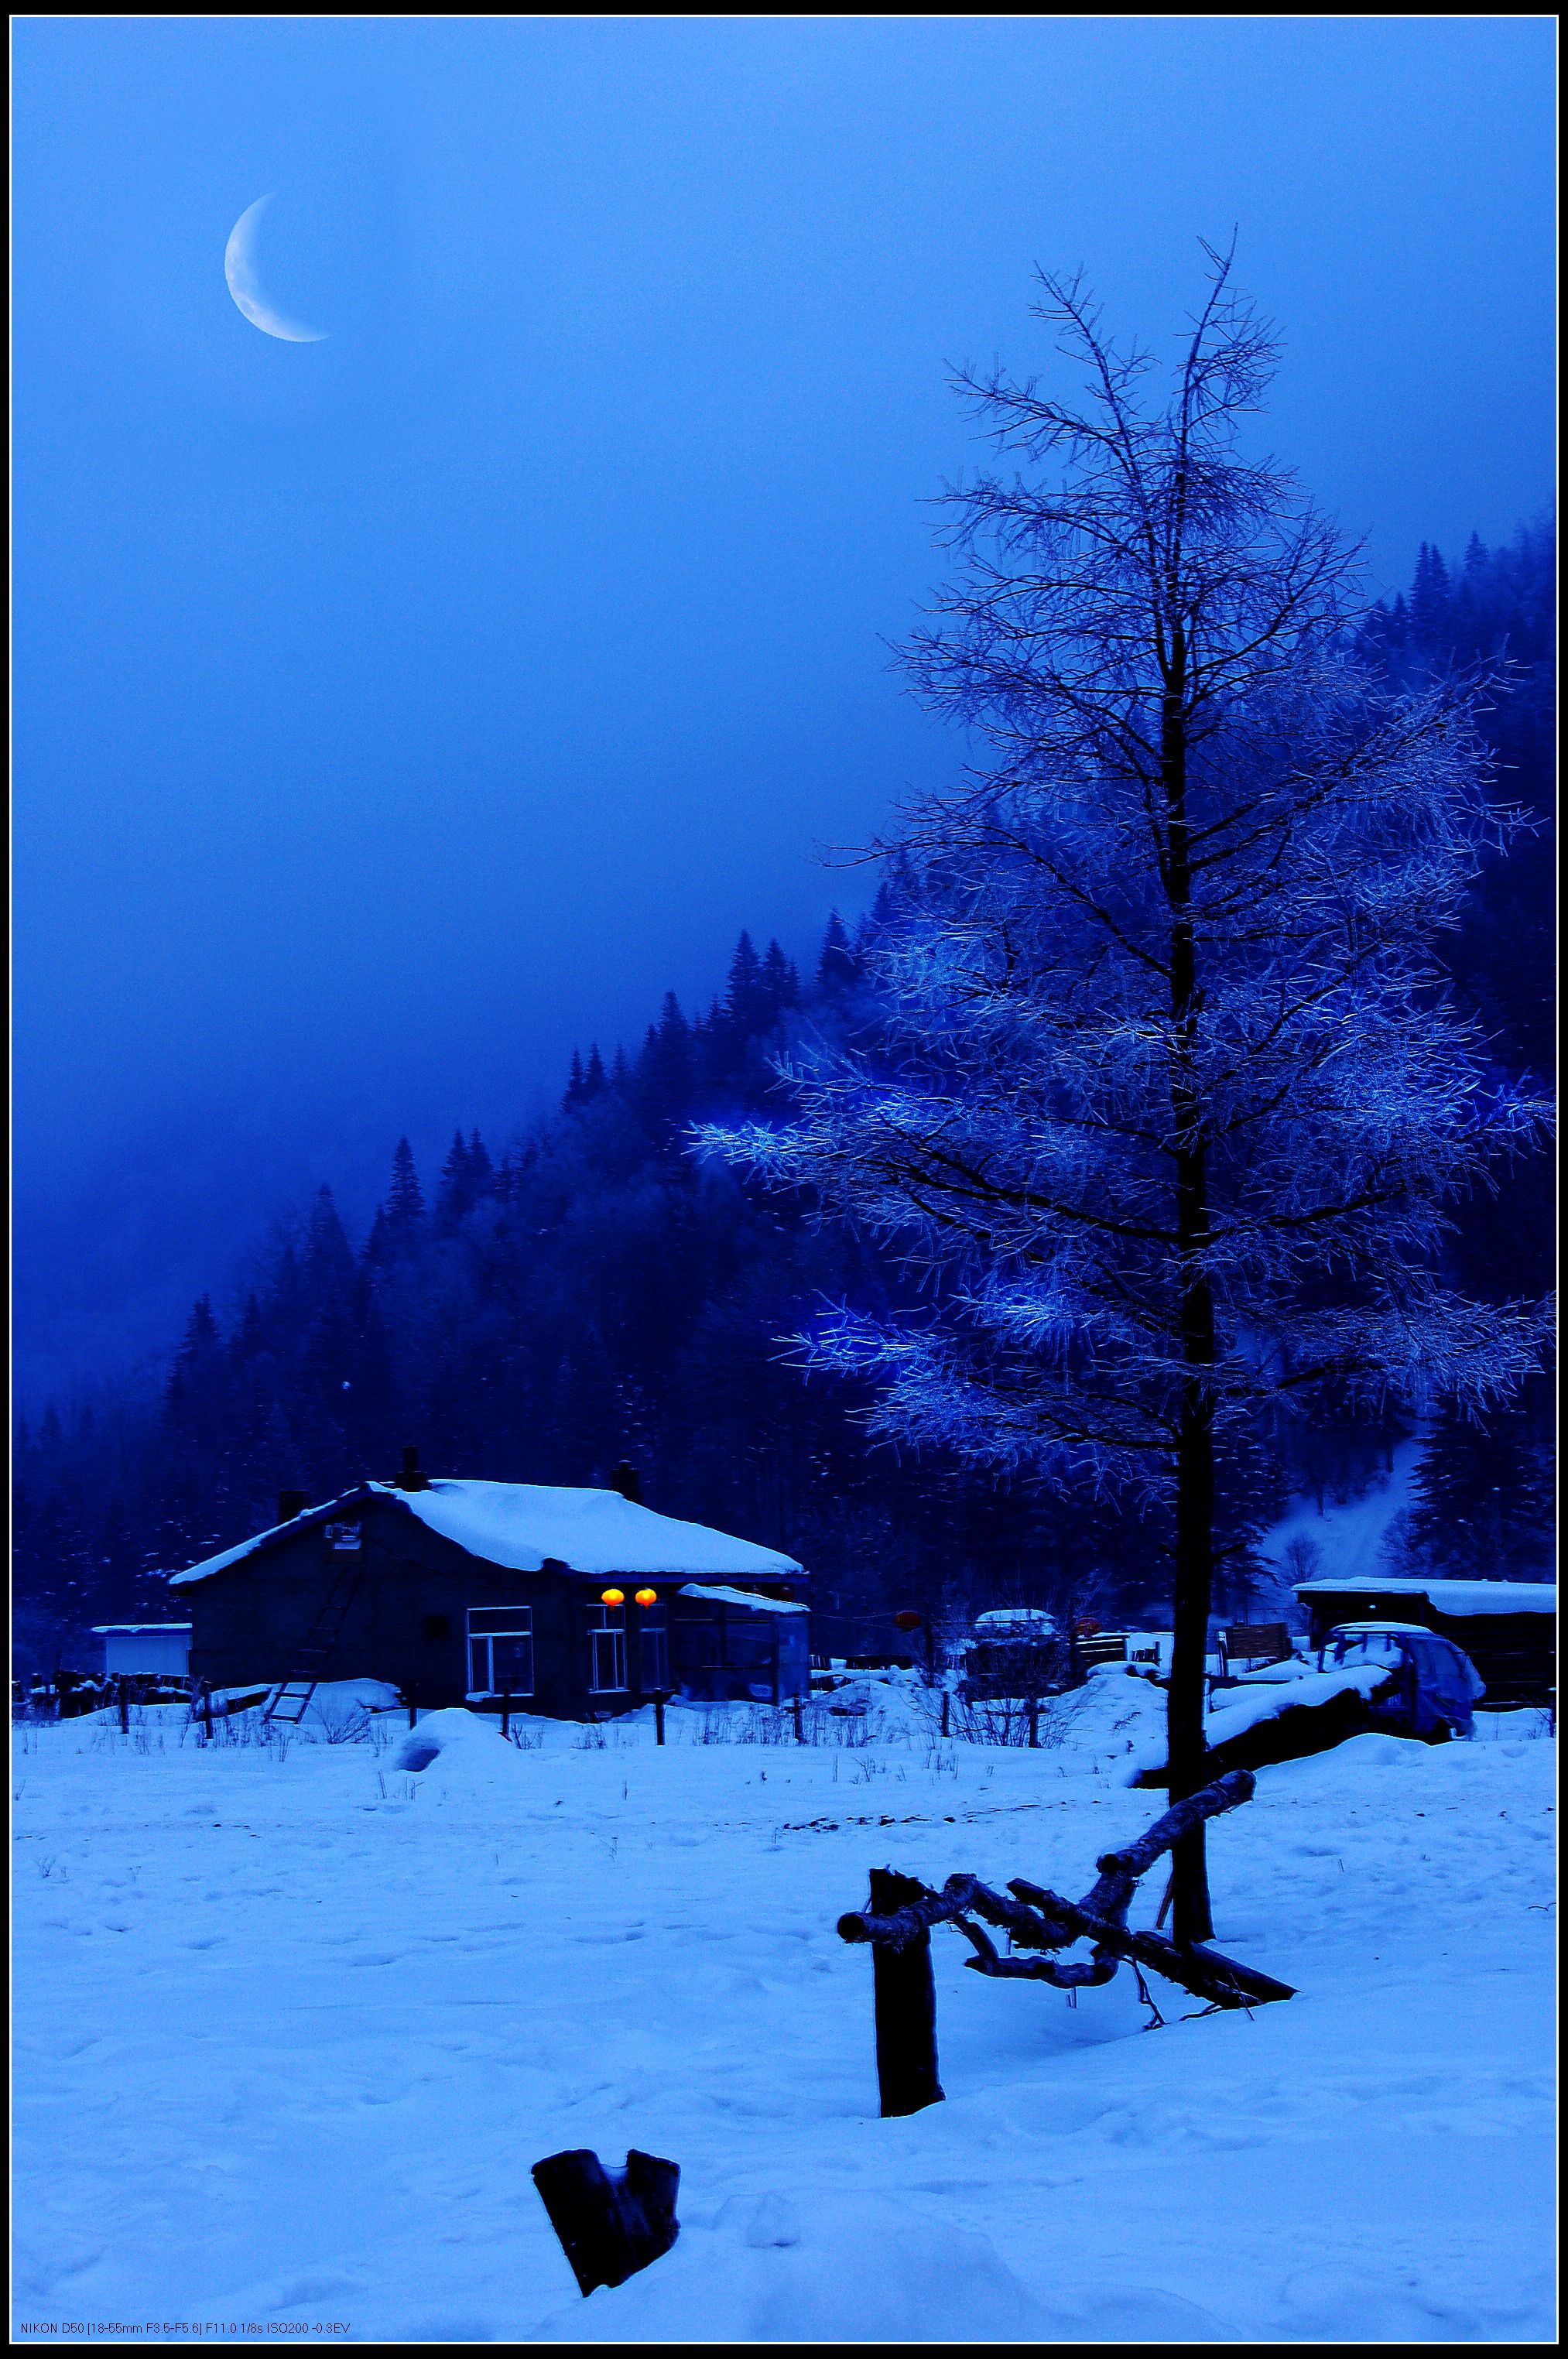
[91,1625,192,1678]
[169,1466,808,1717]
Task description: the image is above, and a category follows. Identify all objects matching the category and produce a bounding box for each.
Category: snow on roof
[171,1479,803,1587]
[678,1583,809,1615]
[91,1624,193,1634]
[1294,1577,1556,1618]
[169,1502,324,1587]
[974,1608,1056,1631]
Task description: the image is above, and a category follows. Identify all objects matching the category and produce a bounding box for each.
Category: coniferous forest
[12,522,1555,1673]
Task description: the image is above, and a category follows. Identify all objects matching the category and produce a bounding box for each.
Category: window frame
[466,1605,535,1698]
[586,1603,628,1693]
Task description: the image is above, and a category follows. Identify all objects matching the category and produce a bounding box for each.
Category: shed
[169,1471,807,1717]
[1293,1577,1556,1705]
[91,1625,192,1677]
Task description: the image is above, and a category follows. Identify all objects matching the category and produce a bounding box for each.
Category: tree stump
[532,2148,680,2296]
[868,1868,944,2118]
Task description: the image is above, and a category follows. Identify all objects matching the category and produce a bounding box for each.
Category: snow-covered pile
[1204,1664,1392,1749]
[12,1684,1554,2344]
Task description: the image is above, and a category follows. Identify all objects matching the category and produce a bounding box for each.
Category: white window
[640,1605,669,1694]
[587,1604,628,1693]
[467,1606,534,1696]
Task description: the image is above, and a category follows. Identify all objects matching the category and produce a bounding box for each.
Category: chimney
[278,1489,310,1524]
[610,1461,642,1505]
[399,1445,430,1492]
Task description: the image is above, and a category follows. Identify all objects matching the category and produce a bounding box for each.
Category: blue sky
[12,16,1556,1400]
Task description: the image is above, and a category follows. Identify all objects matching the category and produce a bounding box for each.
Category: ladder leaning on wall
[263,1553,367,1726]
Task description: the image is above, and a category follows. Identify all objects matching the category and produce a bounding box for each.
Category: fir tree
[817,911,858,993]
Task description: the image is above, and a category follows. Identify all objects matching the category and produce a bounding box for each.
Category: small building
[169,1469,808,1717]
[1293,1577,1556,1706]
[91,1625,193,1678]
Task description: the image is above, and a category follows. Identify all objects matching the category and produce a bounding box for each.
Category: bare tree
[702,249,1548,1939]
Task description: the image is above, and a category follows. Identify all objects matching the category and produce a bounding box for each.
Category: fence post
[409,1696,418,1729]
[118,1678,131,1734]
[792,1694,803,1744]
[940,1690,950,1739]
[502,1695,512,1739]
[868,1868,945,2119]
[203,1684,214,1740]
[655,1692,666,1747]
[1028,1700,1039,1748]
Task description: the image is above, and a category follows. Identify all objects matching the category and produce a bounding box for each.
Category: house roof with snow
[1293,1576,1555,1618]
[91,1624,193,1635]
[169,1478,803,1589]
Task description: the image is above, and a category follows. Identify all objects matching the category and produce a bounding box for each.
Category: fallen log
[837,1767,1293,2051]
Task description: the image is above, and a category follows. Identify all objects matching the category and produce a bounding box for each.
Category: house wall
[103,1631,191,1677]
[185,1497,589,1713]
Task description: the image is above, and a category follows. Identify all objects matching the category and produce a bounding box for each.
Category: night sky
[12,17,1555,1402]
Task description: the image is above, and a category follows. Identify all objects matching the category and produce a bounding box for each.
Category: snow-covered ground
[12,1677,1556,2344]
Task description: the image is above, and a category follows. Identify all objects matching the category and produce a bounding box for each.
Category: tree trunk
[1162,621,1217,1946]
[531,2148,680,2296]
[868,1868,944,2117]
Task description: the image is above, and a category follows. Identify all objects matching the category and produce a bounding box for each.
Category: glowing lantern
[892,1611,923,1632]
[601,1587,625,1607]
[635,1588,659,1607]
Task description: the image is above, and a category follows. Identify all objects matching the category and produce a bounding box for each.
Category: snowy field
[12,1676,1556,2345]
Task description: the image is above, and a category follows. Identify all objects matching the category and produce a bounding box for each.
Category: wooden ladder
[263,1557,366,1725]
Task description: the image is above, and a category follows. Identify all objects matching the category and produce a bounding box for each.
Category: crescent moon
[224,195,328,343]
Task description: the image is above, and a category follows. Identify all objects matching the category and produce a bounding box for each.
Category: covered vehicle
[958,1608,1064,1701]
[1319,1622,1486,1739]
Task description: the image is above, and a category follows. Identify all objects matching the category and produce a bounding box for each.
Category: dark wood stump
[532,2148,680,2296]
[868,1868,944,2118]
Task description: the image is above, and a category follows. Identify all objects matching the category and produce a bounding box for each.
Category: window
[1326,1630,1408,1671]
[324,1521,361,1551]
[640,1605,669,1694]
[587,1604,628,1693]
[467,1606,534,1697]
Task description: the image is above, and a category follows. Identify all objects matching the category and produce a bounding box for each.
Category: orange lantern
[635,1587,658,1607]
[601,1587,625,1607]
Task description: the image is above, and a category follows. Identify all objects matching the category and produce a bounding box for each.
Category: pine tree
[1409,541,1453,649]
[436,1130,474,1231]
[467,1128,496,1197]
[817,911,858,993]
[387,1138,426,1230]
[761,939,799,1021]
[724,932,765,1035]
[304,1186,357,1301]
